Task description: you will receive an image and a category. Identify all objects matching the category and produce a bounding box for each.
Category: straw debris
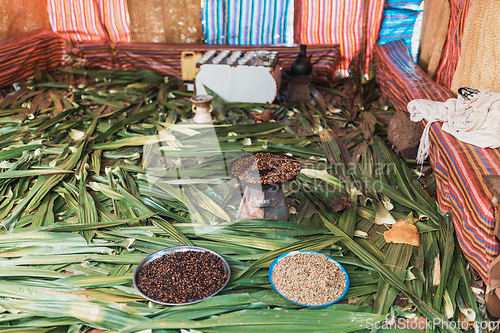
[0,65,479,332]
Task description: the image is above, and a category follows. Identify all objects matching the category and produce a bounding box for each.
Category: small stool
[285,72,314,102]
[237,184,289,221]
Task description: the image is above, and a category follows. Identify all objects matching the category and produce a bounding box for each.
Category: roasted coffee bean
[136,250,228,304]
[230,152,301,185]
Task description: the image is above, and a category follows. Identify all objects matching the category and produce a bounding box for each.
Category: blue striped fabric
[202,0,294,45]
[377,0,423,61]
[383,0,422,6]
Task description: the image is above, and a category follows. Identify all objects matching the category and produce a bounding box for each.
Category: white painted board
[195,64,281,103]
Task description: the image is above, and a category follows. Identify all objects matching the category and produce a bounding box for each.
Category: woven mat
[451,0,500,94]
[418,0,450,79]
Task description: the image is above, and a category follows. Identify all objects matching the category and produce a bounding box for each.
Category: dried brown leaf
[384,222,420,246]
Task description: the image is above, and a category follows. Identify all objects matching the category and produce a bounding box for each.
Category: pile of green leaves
[0,67,479,333]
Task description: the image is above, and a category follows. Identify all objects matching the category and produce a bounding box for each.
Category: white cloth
[407,89,500,164]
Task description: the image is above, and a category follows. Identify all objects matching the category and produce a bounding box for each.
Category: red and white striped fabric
[0,30,65,88]
[47,0,131,42]
[97,0,131,42]
[297,0,384,71]
[364,0,385,71]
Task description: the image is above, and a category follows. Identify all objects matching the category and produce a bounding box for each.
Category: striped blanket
[374,39,500,281]
[47,0,131,42]
[46,0,364,73]
[0,30,65,89]
[202,0,294,45]
[69,42,341,82]
[377,1,423,61]
[296,0,384,71]
[434,0,471,89]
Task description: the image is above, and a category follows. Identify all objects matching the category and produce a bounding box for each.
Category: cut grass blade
[117,185,193,246]
[0,169,73,179]
[120,308,386,333]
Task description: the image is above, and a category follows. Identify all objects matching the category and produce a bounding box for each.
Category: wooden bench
[67,42,341,83]
[373,40,500,286]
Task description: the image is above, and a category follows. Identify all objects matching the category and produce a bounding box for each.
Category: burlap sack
[418,0,450,79]
[450,0,500,94]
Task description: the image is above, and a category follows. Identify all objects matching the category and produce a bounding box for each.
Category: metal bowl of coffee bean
[133,246,231,306]
[269,250,349,307]
[229,152,301,188]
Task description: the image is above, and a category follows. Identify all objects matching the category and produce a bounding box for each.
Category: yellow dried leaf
[383,222,420,246]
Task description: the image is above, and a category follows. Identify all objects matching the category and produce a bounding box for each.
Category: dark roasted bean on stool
[136,250,228,304]
[230,152,301,185]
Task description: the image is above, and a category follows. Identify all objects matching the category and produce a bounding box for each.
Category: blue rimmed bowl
[268,250,349,307]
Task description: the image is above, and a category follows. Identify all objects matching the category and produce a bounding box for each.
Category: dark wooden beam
[294,0,302,44]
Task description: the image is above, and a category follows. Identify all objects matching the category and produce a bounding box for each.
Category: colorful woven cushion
[0,30,65,89]
[373,39,500,281]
